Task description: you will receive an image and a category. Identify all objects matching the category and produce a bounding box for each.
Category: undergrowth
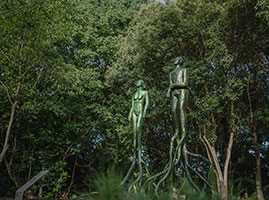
[83,167,220,200]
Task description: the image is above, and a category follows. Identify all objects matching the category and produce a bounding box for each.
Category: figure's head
[136,80,145,89]
[174,57,184,67]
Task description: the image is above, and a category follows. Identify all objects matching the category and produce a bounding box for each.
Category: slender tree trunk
[39,187,43,198]
[66,155,78,196]
[0,101,18,163]
[253,125,265,200]
[202,122,237,200]
[4,136,19,188]
[220,184,228,200]
[222,126,236,200]
[201,83,230,199]
[0,81,20,163]
[247,78,265,200]
[202,133,227,199]
[251,111,265,200]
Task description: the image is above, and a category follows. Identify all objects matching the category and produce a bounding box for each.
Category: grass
[87,167,216,200]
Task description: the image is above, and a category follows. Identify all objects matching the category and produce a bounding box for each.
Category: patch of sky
[261,52,269,64]
[127,145,150,165]
[91,133,105,150]
[248,149,255,156]
[209,61,216,75]
[262,141,269,149]
[35,66,44,73]
[176,166,183,172]
[155,0,176,3]
[66,46,71,54]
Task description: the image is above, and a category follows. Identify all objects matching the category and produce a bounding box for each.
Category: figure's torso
[170,67,188,87]
[133,90,146,115]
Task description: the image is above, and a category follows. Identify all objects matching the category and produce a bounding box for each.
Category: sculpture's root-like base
[122,136,214,194]
[121,150,137,186]
[128,158,143,192]
[144,138,215,195]
[121,153,150,192]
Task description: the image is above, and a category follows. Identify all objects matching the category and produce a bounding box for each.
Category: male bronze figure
[155,57,190,190]
[147,58,212,193]
[166,57,189,163]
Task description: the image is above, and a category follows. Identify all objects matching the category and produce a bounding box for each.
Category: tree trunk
[252,112,265,200]
[247,77,265,200]
[0,101,18,163]
[202,121,237,200]
[220,183,228,200]
[4,135,19,188]
[0,80,20,163]
[202,134,228,200]
[253,131,265,200]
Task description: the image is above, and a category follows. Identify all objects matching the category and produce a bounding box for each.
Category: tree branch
[0,81,13,105]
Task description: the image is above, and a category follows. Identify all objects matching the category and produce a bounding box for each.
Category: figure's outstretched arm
[143,91,149,118]
[129,95,134,121]
[166,72,172,98]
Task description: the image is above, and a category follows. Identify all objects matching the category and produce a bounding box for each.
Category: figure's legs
[130,113,143,189]
[172,94,180,142]
[121,114,137,185]
[179,90,187,140]
[155,94,179,192]
[176,90,187,161]
[170,94,180,166]
[178,90,199,190]
[137,113,143,186]
[137,113,143,161]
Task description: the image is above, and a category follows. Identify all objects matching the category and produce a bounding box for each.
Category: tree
[0,0,151,196]
[220,1,269,199]
[0,0,65,163]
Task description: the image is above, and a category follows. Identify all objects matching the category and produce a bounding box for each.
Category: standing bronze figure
[146,58,213,193]
[156,57,192,191]
[166,57,189,164]
[122,80,149,191]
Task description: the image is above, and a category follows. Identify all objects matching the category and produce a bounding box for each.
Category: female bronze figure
[121,80,149,191]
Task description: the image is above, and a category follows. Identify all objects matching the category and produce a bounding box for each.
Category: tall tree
[0,0,65,163]
[221,1,269,199]
[0,0,151,196]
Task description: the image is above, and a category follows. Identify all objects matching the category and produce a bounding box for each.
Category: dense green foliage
[0,0,268,199]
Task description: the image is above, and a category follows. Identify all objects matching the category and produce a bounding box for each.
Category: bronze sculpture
[121,80,149,191]
[146,58,213,193]
[166,57,189,166]
[155,57,192,191]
